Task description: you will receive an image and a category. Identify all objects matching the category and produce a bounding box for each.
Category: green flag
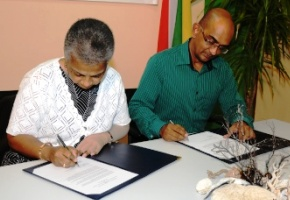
[172,0,192,47]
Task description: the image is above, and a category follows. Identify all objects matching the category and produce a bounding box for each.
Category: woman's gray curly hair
[64,18,114,65]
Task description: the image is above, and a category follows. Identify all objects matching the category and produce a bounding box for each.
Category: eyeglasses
[199,25,229,54]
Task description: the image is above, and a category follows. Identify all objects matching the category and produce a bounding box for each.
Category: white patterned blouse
[7,58,131,146]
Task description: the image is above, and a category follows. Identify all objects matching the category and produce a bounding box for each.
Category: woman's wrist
[107,132,113,144]
[38,142,52,161]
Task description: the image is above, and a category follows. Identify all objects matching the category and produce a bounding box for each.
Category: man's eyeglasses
[199,25,229,54]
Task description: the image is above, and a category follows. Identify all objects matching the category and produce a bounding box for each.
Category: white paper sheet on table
[33,156,138,195]
[179,131,259,159]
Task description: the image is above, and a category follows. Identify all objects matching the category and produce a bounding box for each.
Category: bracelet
[38,142,52,160]
[108,132,113,144]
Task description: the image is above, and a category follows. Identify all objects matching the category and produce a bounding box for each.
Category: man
[129,8,255,142]
[2,18,130,167]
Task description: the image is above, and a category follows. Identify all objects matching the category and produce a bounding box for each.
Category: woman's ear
[59,58,68,72]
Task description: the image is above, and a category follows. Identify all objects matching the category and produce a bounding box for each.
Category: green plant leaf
[207,0,290,116]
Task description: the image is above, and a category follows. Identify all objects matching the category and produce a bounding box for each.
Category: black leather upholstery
[124,89,147,143]
[0,91,17,163]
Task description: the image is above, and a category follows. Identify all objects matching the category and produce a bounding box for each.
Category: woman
[2,18,130,168]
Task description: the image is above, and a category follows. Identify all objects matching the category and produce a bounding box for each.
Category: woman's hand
[44,146,79,168]
[76,133,111,157]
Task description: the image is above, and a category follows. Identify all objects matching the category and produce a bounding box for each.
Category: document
[33,156,138,195]
[179,131,258,160]
[24,143,178,199]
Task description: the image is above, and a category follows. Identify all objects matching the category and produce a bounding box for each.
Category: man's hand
[224,121,256,140]
[160,123,188,142]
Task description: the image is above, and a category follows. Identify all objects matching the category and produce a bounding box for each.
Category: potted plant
[206,0,290,117]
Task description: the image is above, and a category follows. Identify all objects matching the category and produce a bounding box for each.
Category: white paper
[33,156,138,195]
[180,131,259,159]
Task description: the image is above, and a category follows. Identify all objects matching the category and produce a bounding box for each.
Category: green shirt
[129,40,253,139]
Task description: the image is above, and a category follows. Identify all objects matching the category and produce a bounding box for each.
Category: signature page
[33,156,138,195]
[179,131,258,159]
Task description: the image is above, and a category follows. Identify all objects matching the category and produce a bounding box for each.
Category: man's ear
[192,23,200,38]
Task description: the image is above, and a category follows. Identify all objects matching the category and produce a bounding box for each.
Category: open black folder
[178,128,290,164]
[23,143,178,199]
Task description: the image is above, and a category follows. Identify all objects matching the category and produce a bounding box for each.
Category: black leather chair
[0,91,17,164]
[124,89,148,143]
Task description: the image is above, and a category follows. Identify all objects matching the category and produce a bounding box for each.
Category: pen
[74,135,85,148]
[57,134,79,166]
[169,120,189,141]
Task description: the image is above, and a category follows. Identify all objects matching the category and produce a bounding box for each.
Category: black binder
[178,129,290,164]
[23,143,178,199]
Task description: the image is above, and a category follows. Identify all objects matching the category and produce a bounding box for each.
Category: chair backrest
[124,88,148,143]
[124,88,137,104]
[0,92,17,163]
